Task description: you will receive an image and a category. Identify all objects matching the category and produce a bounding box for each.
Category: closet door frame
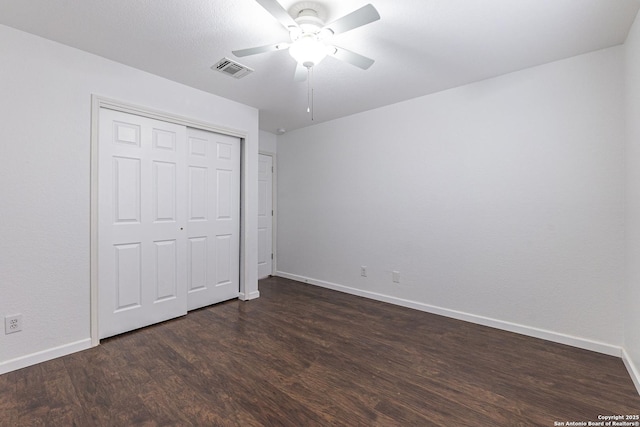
[89,95,253,346]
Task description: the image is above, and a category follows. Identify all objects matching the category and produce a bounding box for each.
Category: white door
[258,154,273,279]
[98,108,188,339]
[186,128,241,310]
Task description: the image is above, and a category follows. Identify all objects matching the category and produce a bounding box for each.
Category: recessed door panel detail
[258,228,267,265]
[113,121,140,146]
[217,169,232,220]
[217,142,232,160]
[153,161,176,222]
[190,137,207,157]
[189,166,207,220]
[188,237,207,292]
[113,157,141,224]
[153,129,176,151]
[114,243,142,312]
[258,180,267,217]
[216,234,231,285]
[155,240,177,302]
[258,158,267,174]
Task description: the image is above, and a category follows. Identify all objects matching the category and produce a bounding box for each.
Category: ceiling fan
[233,0,380,81]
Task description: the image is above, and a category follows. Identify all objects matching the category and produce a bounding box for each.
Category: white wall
[277,46,625,355]
[0,25,259,373]
[259,130,277,154]
[625,10,640,391]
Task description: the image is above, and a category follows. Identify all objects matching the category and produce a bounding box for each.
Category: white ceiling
[1,0,639,133]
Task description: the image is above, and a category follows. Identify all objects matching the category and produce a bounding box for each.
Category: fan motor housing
[289,1,328,27]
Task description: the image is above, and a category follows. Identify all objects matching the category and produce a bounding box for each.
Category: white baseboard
[0,338,92,375]
[239,290,260,301]
[276,271,622,358]
[622,348,640,396]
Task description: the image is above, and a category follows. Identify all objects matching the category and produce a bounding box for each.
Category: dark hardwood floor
[1,276,639,426]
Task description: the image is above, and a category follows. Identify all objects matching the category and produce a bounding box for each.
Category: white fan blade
[294,63,308,82]
[232,43,289,57]
[256,0,299,30]
[328,46,375,70]
[323,4,380,36]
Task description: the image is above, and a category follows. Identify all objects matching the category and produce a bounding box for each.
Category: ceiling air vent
[212,57,254,79]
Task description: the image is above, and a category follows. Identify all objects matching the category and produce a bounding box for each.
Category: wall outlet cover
[5,314,23,334]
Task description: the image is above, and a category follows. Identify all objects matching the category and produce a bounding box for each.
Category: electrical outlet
[360,266,367,277]
[5,314,22,334]
[392,270,400,283]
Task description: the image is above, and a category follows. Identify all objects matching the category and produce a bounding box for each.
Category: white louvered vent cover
[212,57,254,79]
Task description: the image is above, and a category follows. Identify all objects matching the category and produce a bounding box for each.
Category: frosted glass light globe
[289,34,327,68]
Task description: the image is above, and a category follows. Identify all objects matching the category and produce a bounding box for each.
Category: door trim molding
[90,95,250,346]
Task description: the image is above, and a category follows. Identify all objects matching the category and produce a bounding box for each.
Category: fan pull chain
[306,66,315,121]
[307,66,311,114]
[310,67,315,121]
[311,86,315,121]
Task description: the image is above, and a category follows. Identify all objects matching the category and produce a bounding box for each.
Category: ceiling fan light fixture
[235,1,379,72]
[289,35,327,67]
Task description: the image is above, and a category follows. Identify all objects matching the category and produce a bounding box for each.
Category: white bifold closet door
[98,109,240,339]
[185,128,240,310]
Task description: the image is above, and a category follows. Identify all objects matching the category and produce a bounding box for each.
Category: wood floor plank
[1,276,639,426]
[0,371,18,426]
